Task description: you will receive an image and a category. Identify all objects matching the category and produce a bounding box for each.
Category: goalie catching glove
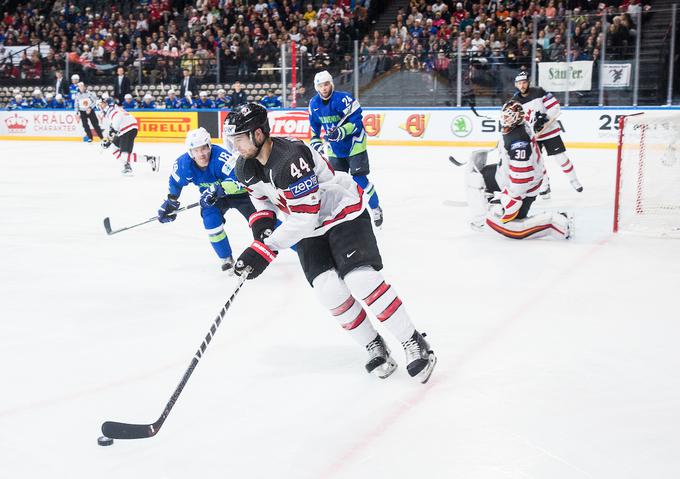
[499,188,523,223]
[234,241,277,279]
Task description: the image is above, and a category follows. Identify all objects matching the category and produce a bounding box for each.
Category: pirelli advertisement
[2,107,678,149]
[132,111,198,140]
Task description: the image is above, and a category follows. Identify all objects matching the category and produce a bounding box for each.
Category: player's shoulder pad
[172,152,193,181]
[234,155,260,186]
[271,138,317,188]
[503,126,532,156]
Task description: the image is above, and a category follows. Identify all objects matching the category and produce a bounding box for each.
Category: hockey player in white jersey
[512,71,583,198]
[96,96,159,175]
[465,100,573,239]
[224,103,436,383]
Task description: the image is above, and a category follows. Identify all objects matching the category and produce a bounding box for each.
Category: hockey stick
[462,90,493,119]
[449,155,466,166]
[101,273,248,440]
[103,202,199,235]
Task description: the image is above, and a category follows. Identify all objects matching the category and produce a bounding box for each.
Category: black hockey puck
[97,436,114,446]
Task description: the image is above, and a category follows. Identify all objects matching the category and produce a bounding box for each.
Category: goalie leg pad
[485,210,571,240]
[466,167,490,228]
[312,269,378,346]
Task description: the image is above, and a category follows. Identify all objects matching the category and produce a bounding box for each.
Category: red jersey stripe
[510,176,534,184]
[289,203,321,214]
[509,164,534,173]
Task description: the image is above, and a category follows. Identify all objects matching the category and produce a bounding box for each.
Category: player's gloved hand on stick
[325,126,346,142]
[533,112,549,133]
[234,241,277,279]
[248,210,277,242]
[158,197,180,223]
[310,137,325,154]
[200,182,226,208]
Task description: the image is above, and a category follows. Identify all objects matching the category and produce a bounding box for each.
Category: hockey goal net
[613,111,680,236]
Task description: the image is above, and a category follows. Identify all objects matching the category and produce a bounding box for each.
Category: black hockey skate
[401,331,437,384]
[122,161,133,175]
[539,183,551,200]
[221,256,235,274]
[365,334,397,379]
[372,206,384,228]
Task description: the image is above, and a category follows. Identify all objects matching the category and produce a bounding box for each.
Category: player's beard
[242,131,265,160]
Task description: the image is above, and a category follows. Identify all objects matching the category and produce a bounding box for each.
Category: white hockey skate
[401,331,437,384]
[559,212,575,239]
[371,206,384,228]
[144,155,160,172]
[570,178,584,193]
[365,334,397,379]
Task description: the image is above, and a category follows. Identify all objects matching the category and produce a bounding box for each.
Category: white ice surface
[0,140,679,479]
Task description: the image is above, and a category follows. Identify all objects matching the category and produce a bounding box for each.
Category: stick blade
[449,155,466,166]
[103,217,113,235]
[101,421,157,439]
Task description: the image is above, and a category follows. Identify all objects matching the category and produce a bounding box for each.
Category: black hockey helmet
[223,102,271,157]
[514,70,529,83]
[224,102,270,138]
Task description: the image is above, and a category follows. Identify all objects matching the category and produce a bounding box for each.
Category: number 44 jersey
[235,137,367,251]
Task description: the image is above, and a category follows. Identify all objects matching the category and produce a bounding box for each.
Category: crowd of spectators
[356,0,652,83]
[0,0,660,107]
[0,0,380,88]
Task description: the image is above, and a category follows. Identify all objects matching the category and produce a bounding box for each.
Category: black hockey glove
[158,196,180,223]
[200,182,227,208]
[101,138,111,149]
[533,112,549,133]
[248,210,277,241]
[234,241,277,279]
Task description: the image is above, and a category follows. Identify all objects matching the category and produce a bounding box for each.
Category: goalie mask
[500,100,525,133]
[223,103,270,158]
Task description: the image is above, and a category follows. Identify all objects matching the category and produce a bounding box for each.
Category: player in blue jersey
[308,71,383,227]
[121,94,138,110]
[165,90,181,109]
[196,91,216,108]
[157,127,256,272]
[259,90,282,109]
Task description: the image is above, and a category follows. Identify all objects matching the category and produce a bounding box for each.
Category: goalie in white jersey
[465,100,573,240]
[512,71,583,197]
[96,96,159,175]
[224,103,436,383]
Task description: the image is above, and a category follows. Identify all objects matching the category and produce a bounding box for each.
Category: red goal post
[613,111,680,236]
